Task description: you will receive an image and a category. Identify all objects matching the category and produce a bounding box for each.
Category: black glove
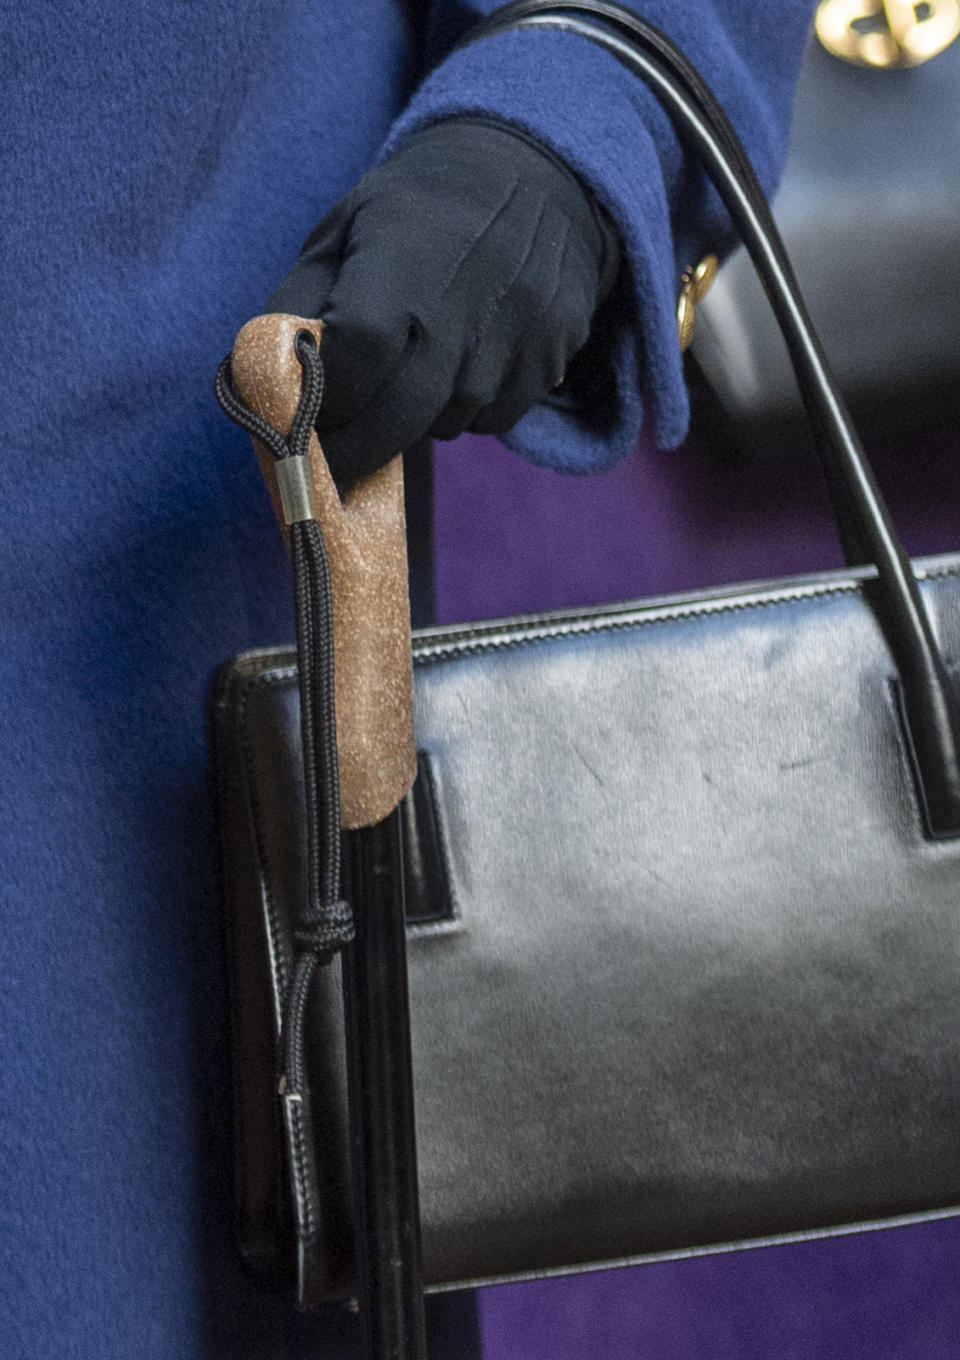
[267,117,620,483]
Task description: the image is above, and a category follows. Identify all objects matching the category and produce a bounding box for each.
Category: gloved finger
[427,206,573,440]
[265,194,354,317]
[436,214,598,441]
[318,328,460,483]
[312,191,457,436]
[313,162,536,439]
[468,274,594,437]
[429,177,545,330]
[327,175,541,446]
[266,249,340,321]
[460,311,575,439]
[466,323,571,437]
[314,309,425,440]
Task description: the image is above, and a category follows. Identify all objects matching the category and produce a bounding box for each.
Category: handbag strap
[457,0,960,838]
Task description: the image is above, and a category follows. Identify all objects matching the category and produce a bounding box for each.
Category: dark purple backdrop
[433,420,960,1358]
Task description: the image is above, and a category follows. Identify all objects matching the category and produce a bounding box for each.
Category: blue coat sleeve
[380,0,814,472]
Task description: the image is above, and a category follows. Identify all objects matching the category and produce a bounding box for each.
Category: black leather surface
[693,37,960,420]
[211,552,960,1296]
[400,753,457,925]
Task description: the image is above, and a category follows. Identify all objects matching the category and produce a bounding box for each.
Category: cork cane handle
[230,313,417,830]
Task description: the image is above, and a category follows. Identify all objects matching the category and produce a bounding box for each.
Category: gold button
[676,254,719,352]
[815,0,960,69]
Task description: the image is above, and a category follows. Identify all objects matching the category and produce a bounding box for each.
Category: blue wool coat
[0,3,810,1356]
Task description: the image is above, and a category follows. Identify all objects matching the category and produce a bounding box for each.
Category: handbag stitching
[234,668,317,1256]
[287,1097,320,1245]
[234,667,328,1268]
[213,664,303,1267]
[411,565,960,666]
[413,581,865,665]
[222,563,960,684]
[236,667,298,1008]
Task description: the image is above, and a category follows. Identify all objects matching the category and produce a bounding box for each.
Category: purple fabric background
[433,419,960,1357]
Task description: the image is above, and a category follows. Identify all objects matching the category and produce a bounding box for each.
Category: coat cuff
[380,5,809,472]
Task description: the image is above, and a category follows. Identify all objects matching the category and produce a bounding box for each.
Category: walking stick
[222,314,427,1360]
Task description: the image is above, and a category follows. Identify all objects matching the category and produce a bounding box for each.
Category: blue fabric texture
[0,3,809,1357]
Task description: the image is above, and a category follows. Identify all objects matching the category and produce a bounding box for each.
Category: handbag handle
[457,0,960,838]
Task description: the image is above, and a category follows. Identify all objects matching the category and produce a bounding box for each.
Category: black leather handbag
[210,1,960,1350]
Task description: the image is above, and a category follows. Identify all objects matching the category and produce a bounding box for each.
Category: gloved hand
[267,117,621,483]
